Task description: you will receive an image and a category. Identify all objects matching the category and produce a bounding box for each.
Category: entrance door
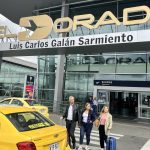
[97,90,109,113]
[110,91,138,118]
[110,92,123,116]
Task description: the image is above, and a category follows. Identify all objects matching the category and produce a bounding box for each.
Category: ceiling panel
[0,0,61,23]
[0,0,115,24]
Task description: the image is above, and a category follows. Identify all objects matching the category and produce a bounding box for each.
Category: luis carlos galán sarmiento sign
[2,5,150,51]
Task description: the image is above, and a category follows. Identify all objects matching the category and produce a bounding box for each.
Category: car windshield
[25,100,40,106]
[6,112,54,132]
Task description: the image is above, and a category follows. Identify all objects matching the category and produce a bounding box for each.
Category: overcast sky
[0,14,37,64]
[16,56,37,64]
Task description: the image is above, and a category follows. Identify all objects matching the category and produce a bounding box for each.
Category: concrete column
[53,0,69,113]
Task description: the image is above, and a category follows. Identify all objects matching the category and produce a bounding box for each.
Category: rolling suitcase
[106,137,116,150]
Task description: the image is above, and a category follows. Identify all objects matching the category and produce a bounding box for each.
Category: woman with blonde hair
[96,105,113,150]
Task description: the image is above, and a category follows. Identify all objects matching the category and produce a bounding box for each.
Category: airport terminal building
[1,0,150,120]
[36,0,150,120]
[0,57,37,98]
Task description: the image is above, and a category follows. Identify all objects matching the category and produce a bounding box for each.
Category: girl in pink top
[100,113,107,125]
[98,106,113,150]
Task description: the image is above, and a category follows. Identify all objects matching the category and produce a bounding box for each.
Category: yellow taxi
[0,105,70,150]
[0,97,49,118]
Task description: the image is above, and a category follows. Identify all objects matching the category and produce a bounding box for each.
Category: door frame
[94,85,150,119]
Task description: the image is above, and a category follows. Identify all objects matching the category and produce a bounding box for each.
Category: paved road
[75,127,124,149]
[50,114,150,150]
[111,122,150,150]
[141,139,150,150]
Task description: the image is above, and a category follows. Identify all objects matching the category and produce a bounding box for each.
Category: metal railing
[40,100,84,115]
[40,99,101,116]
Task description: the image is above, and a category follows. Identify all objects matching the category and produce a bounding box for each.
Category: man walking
[61,96,80,150]
[89,96,98,117]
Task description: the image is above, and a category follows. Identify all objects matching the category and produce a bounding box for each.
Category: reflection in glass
[140,108,150,118]
[116,53,146,73]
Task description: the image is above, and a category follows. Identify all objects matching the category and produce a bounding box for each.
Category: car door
[11,99,24,106]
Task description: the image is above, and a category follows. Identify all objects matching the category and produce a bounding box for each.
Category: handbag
[95,119,100,127]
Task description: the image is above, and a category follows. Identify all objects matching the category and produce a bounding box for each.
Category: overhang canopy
[0,0,108,24]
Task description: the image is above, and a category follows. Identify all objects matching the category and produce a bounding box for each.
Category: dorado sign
[12,5,150,41]
[1,5,150,56]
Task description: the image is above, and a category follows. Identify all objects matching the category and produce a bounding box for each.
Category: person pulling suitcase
[95,105,113,150]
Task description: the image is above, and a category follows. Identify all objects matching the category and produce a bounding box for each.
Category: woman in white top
[78,103,95,150]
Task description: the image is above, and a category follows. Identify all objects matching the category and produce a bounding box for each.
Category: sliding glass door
[139,93,150,119]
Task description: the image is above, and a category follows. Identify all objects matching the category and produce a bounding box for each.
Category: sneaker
[100,148,104,150]
[85,145,90,150]
[78,146,83,150]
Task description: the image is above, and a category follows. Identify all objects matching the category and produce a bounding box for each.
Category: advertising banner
[23,75,35,99]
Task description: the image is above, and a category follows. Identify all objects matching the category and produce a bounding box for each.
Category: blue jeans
[80,122,93,145]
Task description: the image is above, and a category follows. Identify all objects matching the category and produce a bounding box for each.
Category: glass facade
[140,93,150,118]
[0,60,36,98]
[38,56,56,108]
[36,0,150,119]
